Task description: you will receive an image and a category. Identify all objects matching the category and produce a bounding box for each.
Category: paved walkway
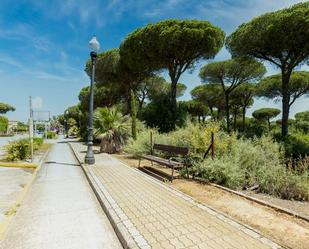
[71,143,280,249]
[0,141,122,249]
[0,167,32,223]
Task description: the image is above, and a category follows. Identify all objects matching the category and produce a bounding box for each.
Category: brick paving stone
[71,143,281,249]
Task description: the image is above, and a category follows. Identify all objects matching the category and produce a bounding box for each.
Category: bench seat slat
[153,144,189,155]
[142,155,183,169]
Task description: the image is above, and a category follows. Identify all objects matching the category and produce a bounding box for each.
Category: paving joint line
[69,142,151,249]
[70,143,284,249]
[106,153,285,249]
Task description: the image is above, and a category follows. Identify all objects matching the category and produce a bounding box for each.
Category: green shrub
[283,133,309,158]
[124,121,232,158]
[125,121,309,200]
[33,137,43,148]
[6,139,30,161]
[44,131,57,139]
[194,136,309,200]
[124,129,158,157]
[6,138,44,161]
[69,126,79,137]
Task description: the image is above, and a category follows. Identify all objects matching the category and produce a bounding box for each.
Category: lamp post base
[85,144,95,165]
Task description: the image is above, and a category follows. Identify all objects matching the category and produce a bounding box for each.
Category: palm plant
[93,106,129,153]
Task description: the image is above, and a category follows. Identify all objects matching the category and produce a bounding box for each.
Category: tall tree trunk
[130,90,137,140]
[170,79,177,106]
[281,71,291,136]
[225,93,230,132]
[209,107,213,120]
[242,107,246,131]
[169,77,178,131]
[233,110,237,132]
[267,118,271,131]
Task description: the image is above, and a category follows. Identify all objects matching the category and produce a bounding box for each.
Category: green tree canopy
[85,49,120,85]
[185,100,208,122]
[120,19,225,104]
[0,103,15,114]
[226,2,309,136]
[64,105,82,127]
[199,58,265,131]
[295,111,309,122]
[295,110,309,133]
[257,71,309,107]
[136,76,187,109]
[191,84,224,119]
[85,48,151,114]
[252,108,281,131]
[141,94,187,133]
[78,84,123,112]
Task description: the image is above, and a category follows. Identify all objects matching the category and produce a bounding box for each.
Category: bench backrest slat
[153,144,189,155]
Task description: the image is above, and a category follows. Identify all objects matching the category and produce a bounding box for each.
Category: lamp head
[89,36,100,53]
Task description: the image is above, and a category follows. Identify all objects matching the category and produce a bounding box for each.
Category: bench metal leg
[138,158,141,168]
[186,165,189,179]
[171,165,175,182]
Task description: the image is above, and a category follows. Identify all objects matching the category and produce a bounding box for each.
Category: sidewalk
[70,142,281,249]
[0,141,122,249]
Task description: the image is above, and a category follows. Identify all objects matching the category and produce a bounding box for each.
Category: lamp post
[85,36,100,165]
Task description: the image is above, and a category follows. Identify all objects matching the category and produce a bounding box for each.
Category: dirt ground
[114,153,309,249]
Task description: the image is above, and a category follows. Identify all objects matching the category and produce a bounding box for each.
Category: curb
[69,143,285,249]
[0,162,38,169]
[68,143,137,249]
[0,147,51,240]
[209,182,309,223]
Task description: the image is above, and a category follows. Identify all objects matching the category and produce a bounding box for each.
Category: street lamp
[85,36,100,165]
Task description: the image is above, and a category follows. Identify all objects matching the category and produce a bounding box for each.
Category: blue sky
[0,0,308,122]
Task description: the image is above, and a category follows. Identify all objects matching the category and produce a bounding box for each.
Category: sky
[0,0,308,122]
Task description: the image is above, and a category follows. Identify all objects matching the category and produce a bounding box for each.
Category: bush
[124,121,234,158]
[193,136,309,200]
[69,126,79,137]
[125,122,309,200]
[44,131,57,139]
[6,138,44,161]
[124,129,157,157]
[283,133,309,158]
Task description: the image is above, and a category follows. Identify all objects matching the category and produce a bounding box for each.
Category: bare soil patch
[114,153,309,249]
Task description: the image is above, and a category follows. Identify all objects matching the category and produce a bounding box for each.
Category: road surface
[0,140,122,249]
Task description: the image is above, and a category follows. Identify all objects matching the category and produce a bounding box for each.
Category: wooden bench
[138,144,189,182]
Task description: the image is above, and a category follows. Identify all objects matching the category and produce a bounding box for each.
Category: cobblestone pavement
[71,143,281,249]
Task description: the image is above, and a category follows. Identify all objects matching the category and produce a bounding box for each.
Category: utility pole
[29,96,34,162]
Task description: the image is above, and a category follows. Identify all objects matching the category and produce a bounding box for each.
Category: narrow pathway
[0,141,122,249]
